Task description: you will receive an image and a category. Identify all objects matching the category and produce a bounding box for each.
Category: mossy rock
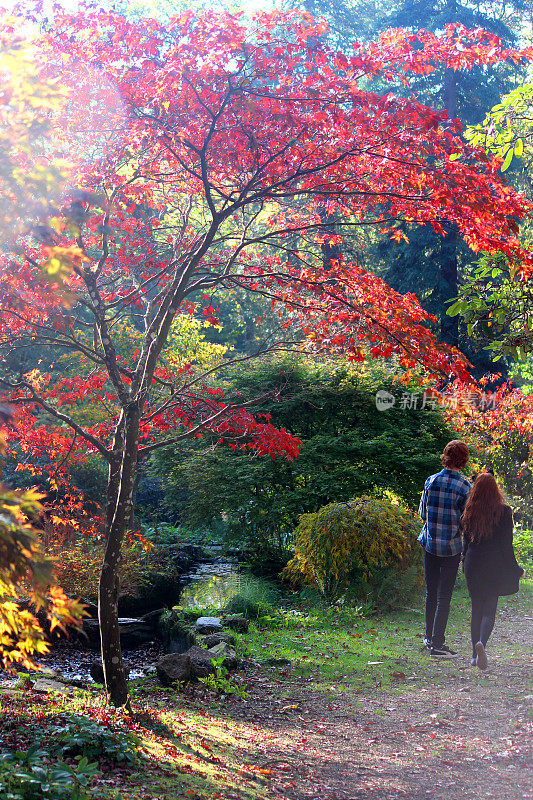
[201,631,237,648]
[223,594,261,619]
[157,609,197,653]
[223,614,250,633]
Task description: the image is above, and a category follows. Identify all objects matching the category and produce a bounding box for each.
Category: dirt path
[227,602,532,800]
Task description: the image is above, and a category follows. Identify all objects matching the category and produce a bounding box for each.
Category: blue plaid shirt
[418,469,471,557]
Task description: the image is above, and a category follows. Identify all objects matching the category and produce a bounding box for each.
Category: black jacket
[463,505,523,598]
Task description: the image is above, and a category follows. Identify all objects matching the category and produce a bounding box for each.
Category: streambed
[2,553,241,685]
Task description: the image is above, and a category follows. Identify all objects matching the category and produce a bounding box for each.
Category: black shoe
[422,637,432,651]
[430,644,458,657]
[475,641,488,670]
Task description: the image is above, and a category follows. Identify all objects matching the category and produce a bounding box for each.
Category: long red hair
[462,473,505,542]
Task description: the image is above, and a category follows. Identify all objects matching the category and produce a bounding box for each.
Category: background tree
[380,0,531,352]
[1,9,531,706]
[297,0,531,356]
[450,81,533,367]
[156,357,453,573]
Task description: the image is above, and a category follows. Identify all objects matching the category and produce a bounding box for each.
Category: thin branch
[1,379,111,461]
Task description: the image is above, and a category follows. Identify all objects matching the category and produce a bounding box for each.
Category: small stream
[2,553,240,685]
[179,554,239,608]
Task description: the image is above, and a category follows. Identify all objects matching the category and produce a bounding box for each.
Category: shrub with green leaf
[199,656,248,699]
[514,528,533,575]
[0,745,98,800]
[155,358,453,574]
[283,496,422,602]
[46,714,139,765]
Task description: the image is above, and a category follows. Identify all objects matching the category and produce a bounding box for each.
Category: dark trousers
[424,550,461,648]
[470,594,498,657]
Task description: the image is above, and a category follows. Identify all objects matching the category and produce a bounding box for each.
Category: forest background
[1,0,533,709]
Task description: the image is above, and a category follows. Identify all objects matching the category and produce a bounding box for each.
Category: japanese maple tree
[1,8,532,705]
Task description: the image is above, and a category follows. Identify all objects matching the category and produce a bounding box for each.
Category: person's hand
[521,569,526,579]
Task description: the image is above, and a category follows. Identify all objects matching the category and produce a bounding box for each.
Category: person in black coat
[462,472,525,670]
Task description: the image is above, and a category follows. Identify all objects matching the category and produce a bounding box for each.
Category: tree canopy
[1,8,532,704]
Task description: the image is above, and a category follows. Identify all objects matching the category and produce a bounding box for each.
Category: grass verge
[0,578,530,799]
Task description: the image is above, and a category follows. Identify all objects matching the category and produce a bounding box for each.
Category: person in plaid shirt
[418,440,471,657]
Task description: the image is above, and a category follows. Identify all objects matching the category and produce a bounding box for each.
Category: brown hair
[461,473,505,542]
[441,440,469,470]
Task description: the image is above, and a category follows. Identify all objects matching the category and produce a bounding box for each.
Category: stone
[0,687,23,697]
[185,645,218,678]
[156,645,216,686]
[139,608,167,627]
[195,616,223,634]
[89,662,105,683]
[203,631,237,649]
[168,628,196,654]
[207,642,240,670]
[33,666,58,678]
[223,615,250,633]
[156,653,193,686]
[81,618,155,650]
[33,678,73,695]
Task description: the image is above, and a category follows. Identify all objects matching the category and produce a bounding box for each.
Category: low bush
[283,495,422,603]
[46,714,139,765]
[199,656,248,699]
[49,534,177,605]
[223,592,274,619]
[514,528,533,574]
[0,745,98,800]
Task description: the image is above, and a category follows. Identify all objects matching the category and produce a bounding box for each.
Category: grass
[178,573,282,614]
[0,576,530,799]
[0,684,272,800]
[244,574,533,693]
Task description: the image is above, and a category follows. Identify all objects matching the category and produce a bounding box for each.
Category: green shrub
[514,528,533,574]
[347,562,423,610]
[283,495,422,602]
[0,745,98,800]
[222,588,279,619]
[199,656,248,699]
[155,358,453,575]
[46,714,139,765]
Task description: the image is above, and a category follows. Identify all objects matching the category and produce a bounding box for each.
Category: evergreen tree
[300,0,529,358]
[380,0,529,352]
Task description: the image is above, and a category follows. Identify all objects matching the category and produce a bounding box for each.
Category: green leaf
[501,147,514,172]
[514,138,524,157]
[446,300,464,316]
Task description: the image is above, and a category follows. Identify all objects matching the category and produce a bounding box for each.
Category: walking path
[224,598,532,800]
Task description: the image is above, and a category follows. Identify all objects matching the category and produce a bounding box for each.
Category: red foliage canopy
[1,8,532,485]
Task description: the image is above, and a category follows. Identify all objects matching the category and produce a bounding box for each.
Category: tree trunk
[98,408,140,707]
